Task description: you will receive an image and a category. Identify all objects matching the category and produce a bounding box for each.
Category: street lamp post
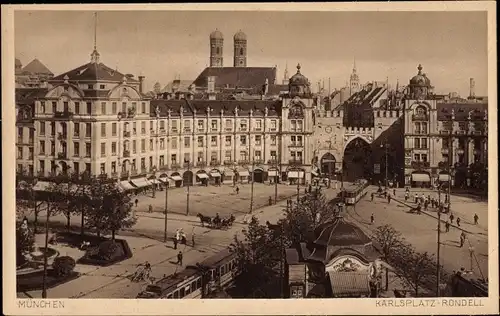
[381,143,389,190]
[151,166,157,198]
[436,185,442,296]
[468,246,475,272]
[154,106,160,198]
[274,159,278,204]
[41,195,53,298]
[250,158,255,214]
[186,161,191,216]
[164,180,169,242]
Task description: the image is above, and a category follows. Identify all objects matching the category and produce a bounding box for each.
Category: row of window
[38,141,92,157]
[39,100,147,115]
[37,160,91,176]
[37,122,92,138]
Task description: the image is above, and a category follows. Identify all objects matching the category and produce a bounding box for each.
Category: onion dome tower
[210,29,224,67]
[233,30,247,67]
[288,63,312,98]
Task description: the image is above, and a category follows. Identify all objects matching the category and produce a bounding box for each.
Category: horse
[197,213,212,227]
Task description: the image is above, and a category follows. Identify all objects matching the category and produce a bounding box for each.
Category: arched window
[240,48,244,55]
[216,47,220,55]
[416,106,426,115]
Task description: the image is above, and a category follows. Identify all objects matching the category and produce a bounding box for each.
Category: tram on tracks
[340,179,369,205]
[136,248,239,299]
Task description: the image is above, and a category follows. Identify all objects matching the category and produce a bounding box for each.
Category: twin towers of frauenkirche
[209,29,247,68]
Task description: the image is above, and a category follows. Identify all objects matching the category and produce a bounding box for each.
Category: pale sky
[15,10,488,96]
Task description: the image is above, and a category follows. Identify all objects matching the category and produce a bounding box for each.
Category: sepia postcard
[2,2,498,315]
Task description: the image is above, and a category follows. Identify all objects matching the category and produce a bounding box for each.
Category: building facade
[402,65,488,188]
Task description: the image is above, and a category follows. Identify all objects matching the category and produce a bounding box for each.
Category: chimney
[469,78,476,98]
[138,76,145,94]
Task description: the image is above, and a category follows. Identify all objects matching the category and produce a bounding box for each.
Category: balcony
[209,160,220,167]
[57,133,67,141]
[159,128,166,135]
[171,128,178,133]
[471,130,483,136]
[238,160,250,166]
[170,163,180,170]
[123,150,131,158]
[267,159,278,165]
[288,159,303,165]
[225,128,232,132]
[123,131,131,137]
[223,161,235,166]
[288,142,303,147]
[439,130,451,135]
[196,161,207,168]
[111,172,119,178]
[57,152,68,159]
[54,111,74,119]
[455,130,467,135]
[254,159,264,164]
[121,171,130,178]
[159,165,169,171]
[410,161,430,169]
[412,114,428,121]
[183,128,192,133]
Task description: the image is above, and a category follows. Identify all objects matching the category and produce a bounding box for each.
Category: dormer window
[63,86,68,92]
[88,84,94,90]
[100,84,105,89]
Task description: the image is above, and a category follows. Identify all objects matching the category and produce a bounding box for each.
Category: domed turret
[210,29,224,40]
[234,30,247,41]
[288,63,312,97]
[408,64,433,99]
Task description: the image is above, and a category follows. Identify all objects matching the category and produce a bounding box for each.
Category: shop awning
[130,177,150,188]
[224,170,235,176]
[149,179,161,185]
[170,175,183,181]
[120,181,135,191]
[288,171,305,178]
[196,173,209,179]
[210,172,221,178]
[439,174,451,181]
[268,170,278,177]
[411,173,431,182]
[328,272,371,297]
[238,170,250,177]
[33,181,51,192]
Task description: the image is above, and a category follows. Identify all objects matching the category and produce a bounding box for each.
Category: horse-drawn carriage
[197,213,235,230]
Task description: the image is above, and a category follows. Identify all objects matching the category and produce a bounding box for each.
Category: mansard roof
[51,62,138,83]
[192,67,277,90]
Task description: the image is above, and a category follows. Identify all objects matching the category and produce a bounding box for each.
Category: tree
[373,224,406,290]
[84,176,136,240]
[230,216,280,295]
[281,189,336,247]
[16,169,45,233]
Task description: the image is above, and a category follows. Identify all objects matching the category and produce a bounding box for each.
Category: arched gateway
[343,137,373,182]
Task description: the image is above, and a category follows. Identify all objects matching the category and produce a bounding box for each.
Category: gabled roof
[193,67,277,90]
[162,80,193,93]
[51,62,138,83]
[21,58,53,76]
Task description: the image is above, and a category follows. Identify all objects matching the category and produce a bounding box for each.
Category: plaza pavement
[347,186,489,280]
[18,183,306,299]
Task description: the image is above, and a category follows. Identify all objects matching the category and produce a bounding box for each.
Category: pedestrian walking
[387,194,391,204]
[393,188,396,196]
[173,237,178,250]
[456,217,461,227]
[445,221,450,232]
[148,204,153,213]
[474,213,479,225]
[370,213,375,225]
[414,193,419,204]
[176,251,183,265]
[371,192,374,201]
[404,191,409,201]
[236,186,240,195]
[135,199,139,207]
[459,232,466,248]
[449,213,454,224]
[192,232,196,247]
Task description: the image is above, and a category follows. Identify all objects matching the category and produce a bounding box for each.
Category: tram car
[342,179,369,205]
[136,248,238,299]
